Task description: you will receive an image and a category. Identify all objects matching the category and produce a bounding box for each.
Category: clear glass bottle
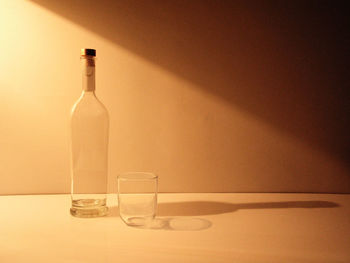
[70,48,109,217]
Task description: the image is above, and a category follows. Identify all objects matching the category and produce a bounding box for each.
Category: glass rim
[117,172,158,181]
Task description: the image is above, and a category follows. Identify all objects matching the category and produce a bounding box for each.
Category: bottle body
[70,50,109,217]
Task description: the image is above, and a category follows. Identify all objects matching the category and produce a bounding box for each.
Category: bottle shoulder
[71,92,109,119]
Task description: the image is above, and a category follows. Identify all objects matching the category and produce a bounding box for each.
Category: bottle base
[70,206,108,218]
[70,198,108,218]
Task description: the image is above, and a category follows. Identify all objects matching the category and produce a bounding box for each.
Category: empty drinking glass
[117,172,158,227]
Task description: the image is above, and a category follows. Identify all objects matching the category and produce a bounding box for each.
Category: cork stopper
[81,48,96,57]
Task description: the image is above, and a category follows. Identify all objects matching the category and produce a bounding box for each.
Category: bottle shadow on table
[157,200,340,216]
[107,200,339,231]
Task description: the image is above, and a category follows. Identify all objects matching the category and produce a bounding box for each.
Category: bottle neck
[81,55,95,92]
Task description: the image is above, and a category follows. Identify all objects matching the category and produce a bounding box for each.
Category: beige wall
[0,0,349,194]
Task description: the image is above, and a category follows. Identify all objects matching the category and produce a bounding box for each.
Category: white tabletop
[0,193,349,263]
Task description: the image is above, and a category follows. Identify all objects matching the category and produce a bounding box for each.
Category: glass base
[121,215,155,227]
[70,198,108,218]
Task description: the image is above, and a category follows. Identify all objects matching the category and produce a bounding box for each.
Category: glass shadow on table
[108,200,338,231]
[107,206,212,231]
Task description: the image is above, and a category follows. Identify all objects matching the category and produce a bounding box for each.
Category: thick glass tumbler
[117,172,158,227]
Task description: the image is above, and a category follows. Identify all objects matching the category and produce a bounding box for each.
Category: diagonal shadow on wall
[29,0,350,166]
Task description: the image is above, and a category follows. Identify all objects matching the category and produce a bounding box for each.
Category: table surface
[0,193,349,263]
